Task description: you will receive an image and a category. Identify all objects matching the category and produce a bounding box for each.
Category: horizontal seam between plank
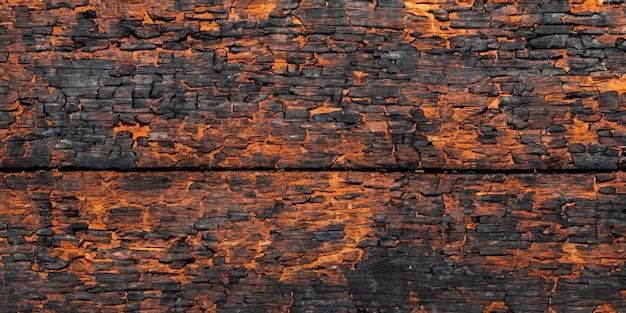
[0,166,622,175]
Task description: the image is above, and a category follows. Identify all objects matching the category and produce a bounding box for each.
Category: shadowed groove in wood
[0,166,625,174]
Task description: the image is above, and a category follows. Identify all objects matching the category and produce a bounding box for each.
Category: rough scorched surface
[2,0,626,312]
[2,171,626,312]
[0,0,625,170]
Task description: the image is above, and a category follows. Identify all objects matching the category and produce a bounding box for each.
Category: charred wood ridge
[0,166,623,175]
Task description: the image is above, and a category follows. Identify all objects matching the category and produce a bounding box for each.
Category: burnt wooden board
[0,0,625,170]
[1,0,626,312]
[1,171,626,312]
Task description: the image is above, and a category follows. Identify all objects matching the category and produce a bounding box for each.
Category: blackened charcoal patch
[528,35,568,49]
[227,210,251,222]
[599,91,620,109]
[74,153,138,169]
[45,0,89,9]
[78,10,97,19]
[547,124,567,133]
[119,175,171,190]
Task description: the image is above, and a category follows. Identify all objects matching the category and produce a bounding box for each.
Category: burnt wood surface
[0,0,625,170]
[2,0,626,312]
[2,171,626,312]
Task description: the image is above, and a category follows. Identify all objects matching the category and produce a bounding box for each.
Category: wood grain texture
[1,171,626,312]
[1,0,625,170]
